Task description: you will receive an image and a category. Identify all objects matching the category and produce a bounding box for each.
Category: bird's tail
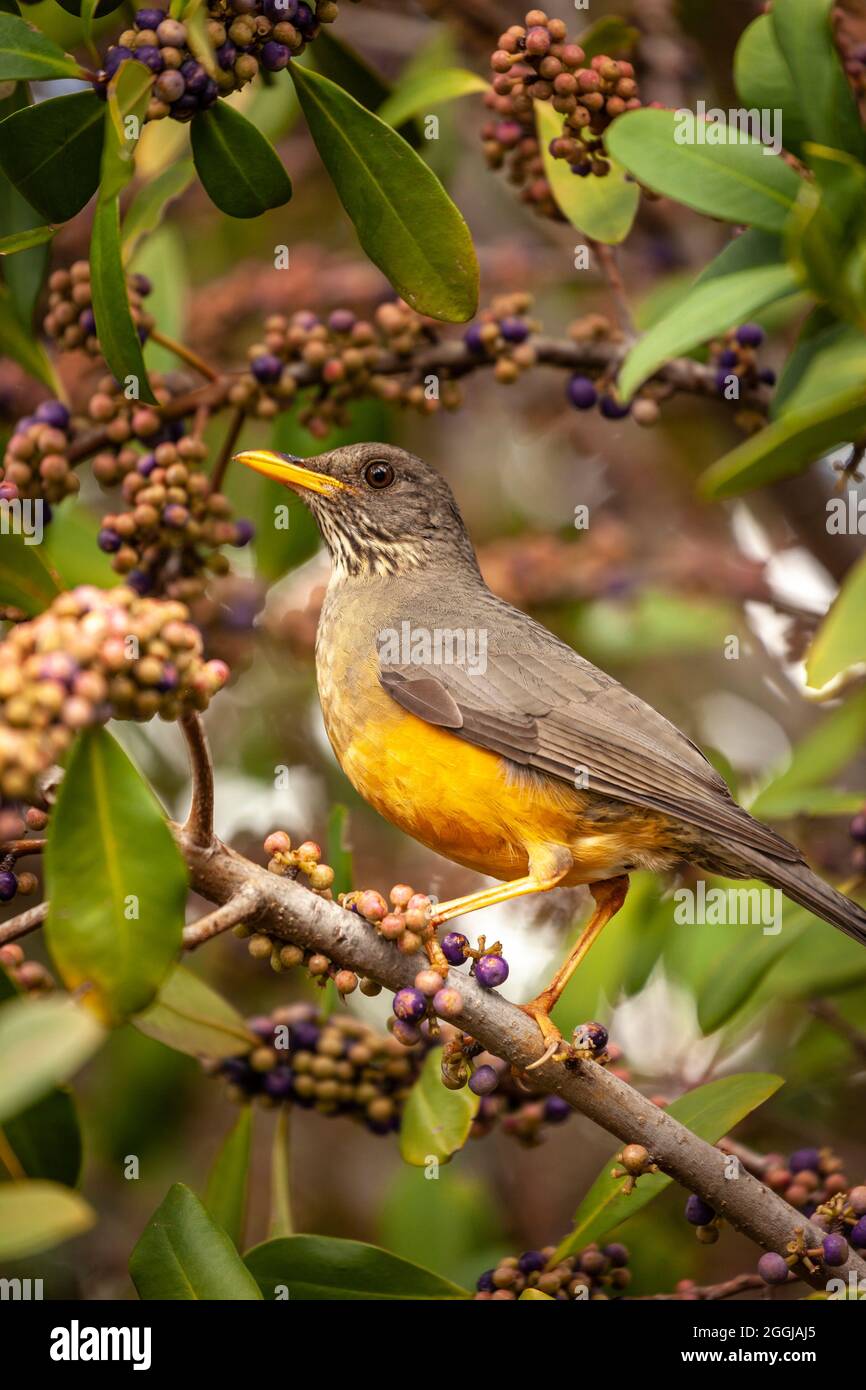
[746,852,866,948]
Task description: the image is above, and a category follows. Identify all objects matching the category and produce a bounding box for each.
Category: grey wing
[379,636,802,864]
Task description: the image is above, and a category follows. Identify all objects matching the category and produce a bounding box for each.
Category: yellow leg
[430,871,568,927]
[521,875,629,1068]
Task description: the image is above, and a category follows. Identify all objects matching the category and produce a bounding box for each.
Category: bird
[235,441,866,1064]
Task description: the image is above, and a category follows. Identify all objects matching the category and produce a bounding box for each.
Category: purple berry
[474,953,509,988]
[251,353,283,385]
[603,1243,629,1267]
[393,986,426,1022]
[200,78,219,108]
[469,1064,499,1096]
[572,1020,608,1054]
[261,40,290,70]
[0,870,18,902]
[80,308,96,336]
[599,393,630,420]
[216,42,237,70]
[137,453,157,477]
[234,519,254,546]
[291,1020,319,1051]
[850,1216,866,1247]
[685,1194,715,1226]
[463,324,487,355]
[131,273,151,297]
[97,528,122,553]
[716,367,736,394]
[180,60,207,93]
[328,308,356,334]
[789,1147,820,1174]
[567,374,597,410]
[127,569,152,595]
[543,1094,571,1123]
[759,368,776,386]
[0,483,18,502]
[736,322,764,347]
[822,1233,849,1266]
[171,93,199,118]
[295,1,315,35]
[105,46,133,77]
[391,1018,421,1047]
[263,1068,294,1099]
[499,316,529,343]
[476,1269,496,1292]
[517,1250,546,1274]
[717,348,738,368]
[34,400,70,430]
[757,1251,789,1285]
[441,931,469,966]
[247,1014,275,1040]
[135,7,165,26]
[135,45,163,72]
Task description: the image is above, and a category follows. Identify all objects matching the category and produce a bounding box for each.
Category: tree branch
[0,900,49,945]
[180,713,215,848]
[182,883,261,949]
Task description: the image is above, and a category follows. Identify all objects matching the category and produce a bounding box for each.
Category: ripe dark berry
[789,1147,821,1174]
[850,1216,866,1246]
[476,1269,496,1293]
[572,1020,608,1054]
[822,1233,849,1266]
[717,348,738,369]
[263,1068,294,1099]
[603,1243,629,1267]
[757,1251,789,1285]
[34,400,70,429]
[251,353,284,385]
[544,1094,570,1123]
[469,1064,499,1096]
[261,41,290,71]
[567,374,597,409]
[135,8,165,27]
[393,987,426,1023]
[599,393,630,419]
[850,812,866,844]
[0,871,18,902]
[499,316,530,343]
[464,324,487,355]
[685,1194,715,1226]
[517,1250,546,1273]
[736,323,764,347]
[441,930,469,965]
[475,953,509,988]
[97,528,122,553]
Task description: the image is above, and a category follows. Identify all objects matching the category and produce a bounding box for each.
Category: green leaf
[771,0,864,159]
[245,1234,471,1300]
[0,282,59,391]
[0,525,62,613]
[3,1088,82,1185]
[91,64,157,404]
[771,312,856,418]
[268,1106,292,1239]
[0,90,104,224]
[733,15,809,156]
[121,158,195,261]
[0,87,51,328]
[45,727,187,1026]
[38,498,121,591]
[577,14,639,61]
[606,107,802,233]
[785,146,866,328]
[326,803,353,899]
[0,995,105,1126]
[311,28,391,113]
[134,963,257,1058]
[554,1072,783,1259]
[535,99,639,245]
[130,1182,263,1299]
[399,1047,479,1167]
[0,1181,95,1260]
[0,13,81,80]
[203,1108,252,1249]
[697,904,811,1034]
[377,67,487,131]
[0,223,54,254]
[290,64,478,322]
[617,229,796,400]
[749,690,866,817]
[520,1288,555,1300]
[190,101,292,219]
[806,554,866,689]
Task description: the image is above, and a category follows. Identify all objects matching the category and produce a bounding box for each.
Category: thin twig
[808,997,866,1061]
[1,839,46,859]
[180,712,215,848]
[211,407,245,493]
[149,329,219,382]
[0,900,49,945]
[592,241,635,338]
[182,883,260,949]
[638,1273,771,1301]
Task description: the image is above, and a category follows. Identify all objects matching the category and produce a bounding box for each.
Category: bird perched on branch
[236,442,866,1065]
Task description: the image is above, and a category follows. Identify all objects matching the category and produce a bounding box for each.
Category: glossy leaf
[0,12,81,80]
[326,803,354,899]
[806,554,866,689]
[191,101,292,219]
[312,28,390,113]
[554,1072,783,1259]
[697,905,811,1034]
[535,100,639,245]
[0,525,62,614]
[130,1183,262,1299]
[606,107,801,233]
[0,89,103,225]
[0,224,55,254]
[617,229,796,400]
[377,67,487,131]
[733,15,809,155]
[577,14,639,61]
[121,158,195,261]
[0,87,51,328]
[0,995,104,1126]
[290,64,478,322]
[245,1234,471,1300]
[91,63,157,403]
[771,313,858,418]
[3,1088,82,1186]
[749,690,866,817]
[0,1181,95,1260]
[771,0,864,159]
[399,1047,479,1167]
[268,1107,293,1239]
[134,964,257,1058]
[45,727,187,1026]
[204,1108,252,1249]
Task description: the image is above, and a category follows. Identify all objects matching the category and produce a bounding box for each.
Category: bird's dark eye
[363,460,395,489]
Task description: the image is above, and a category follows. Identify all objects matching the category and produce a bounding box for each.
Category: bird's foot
[519,997,572,1070]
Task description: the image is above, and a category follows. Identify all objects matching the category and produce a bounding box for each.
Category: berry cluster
[96,435,253,601]
[0,942,54,995]
[710,323,775,400]
[762,1144,855,1216]
[2,400,76,504]
[482,9,641,217]
[43,262,154,358]
[0,586,228,799]
[210,1003,428,1132]
[462,292,538,385]
[475,1241,631,1300]
[564,313,659,426]
[230,302,462,439]
[468,1055,573,1143]
[96,2,347,125]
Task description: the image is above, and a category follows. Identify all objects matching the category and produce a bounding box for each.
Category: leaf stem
[149,329,220,382]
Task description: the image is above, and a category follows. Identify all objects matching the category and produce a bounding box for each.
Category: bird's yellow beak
[233,450,350,496]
